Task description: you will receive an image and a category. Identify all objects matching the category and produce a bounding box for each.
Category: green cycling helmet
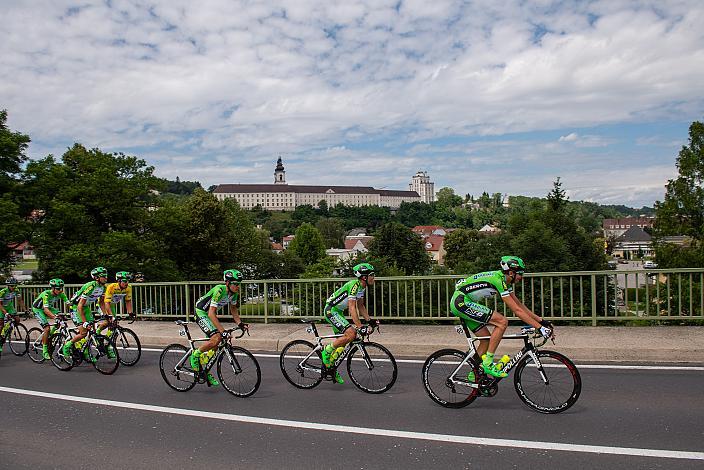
[500,256,526,274]
[49,278,65,288]
[91,266,108,279]
[223,269,243,283]
[353,262,375,278]
[116,271,132,282]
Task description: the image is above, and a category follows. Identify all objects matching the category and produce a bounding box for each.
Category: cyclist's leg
[192,308,221,384]
[65,307,93,354]
[321,305,350,383]
[451,294,507,377]
[33,308,52,345]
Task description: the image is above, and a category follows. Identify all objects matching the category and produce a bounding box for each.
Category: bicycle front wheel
[346,342,397,394]
[217,346,261,398]
[114,327,141,366]
[513,350,581,414]
[50,333,74,371]
[9,323,28,356]
[159,344,196,392]
[279,340,323,389]
[26,327,45,363]
[90,334,120,375]
[421,349,480,408]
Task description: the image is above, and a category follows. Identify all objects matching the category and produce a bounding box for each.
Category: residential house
[282,235,295,249]
[326,235,374,262]
[412,226,447,238]
[8,241,35,260]
[423,235,446,265]
[479,224,501,235]
[271,242,283,254]
[612,226,653,259]
[603,217,654,239]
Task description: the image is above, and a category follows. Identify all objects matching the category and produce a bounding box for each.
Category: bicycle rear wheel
[159,344,196,392]
[279,340,323,389]
[26,327,45,363]
[346,342,397,394]
[422,349,480,408]
[217,346,261,398]
[9,323,28,356]
[90,334,120,375]
[513,350,581,414]
[50,333,74,371]
[114,327,141,366]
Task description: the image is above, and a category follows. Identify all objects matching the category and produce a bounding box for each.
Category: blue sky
[2,0,703,207]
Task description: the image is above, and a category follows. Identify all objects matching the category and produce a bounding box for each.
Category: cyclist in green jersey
[190,269,249,386]
[451,256,553,378]
[321,262,379,384]
[62,267,111,359]
[0,277,27,343]
[32,279,69,360]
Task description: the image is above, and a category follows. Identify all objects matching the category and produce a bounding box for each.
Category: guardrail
[14,268,704,325]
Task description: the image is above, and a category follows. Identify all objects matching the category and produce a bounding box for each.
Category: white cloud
[1,0,702,207]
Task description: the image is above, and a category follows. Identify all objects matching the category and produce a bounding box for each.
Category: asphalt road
[1,348,702,470]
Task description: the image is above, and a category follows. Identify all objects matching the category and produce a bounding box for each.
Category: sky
[2,0,703,208]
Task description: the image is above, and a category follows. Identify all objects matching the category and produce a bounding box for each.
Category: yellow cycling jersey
[104,282,132,305]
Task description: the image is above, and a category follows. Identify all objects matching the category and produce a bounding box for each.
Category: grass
[12,259,38,270]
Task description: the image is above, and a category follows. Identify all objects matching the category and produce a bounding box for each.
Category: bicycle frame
[446,323,549,390]
[172,321,243,381]
[296,320,372,376]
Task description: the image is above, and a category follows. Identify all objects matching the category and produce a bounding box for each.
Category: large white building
[213,158,424,210]
[409,171,435,203]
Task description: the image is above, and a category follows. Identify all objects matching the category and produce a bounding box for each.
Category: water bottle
[496,355,511,371]
[331,347,344,361]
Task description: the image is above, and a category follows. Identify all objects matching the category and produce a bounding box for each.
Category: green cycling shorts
[70,305,95,326]
[195,308,218,337]
[450,292,493,332]
[323,304,351,334]
[33,307,58,328]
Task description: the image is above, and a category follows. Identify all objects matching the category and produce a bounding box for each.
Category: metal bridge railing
[14,268,704,325]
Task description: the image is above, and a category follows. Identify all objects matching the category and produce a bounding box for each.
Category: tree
[654,121,704,267]
[0,110,30,270]
[288,223,326,266]
[315,218,345,249]
[436,187,463,208]
[367,222,430,275]
[547,177,568,213]
[654,121,704,240]
[0,109,30,194]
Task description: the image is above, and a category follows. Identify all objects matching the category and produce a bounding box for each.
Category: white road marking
[1,385,701,461]
[137,347,704,370]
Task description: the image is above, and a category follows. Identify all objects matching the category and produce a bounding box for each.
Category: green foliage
[436,187,463,208]
[162,177,202,195]
[301,256,339,278]
[653,121,704,268]
[368,222,431,275]
[316,218,345,249]
[0,109,30,193]
[288,223,326,266]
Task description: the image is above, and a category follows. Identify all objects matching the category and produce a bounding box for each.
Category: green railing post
[263,281,269,324]
[591,274,597,326]
[185,283,191,321]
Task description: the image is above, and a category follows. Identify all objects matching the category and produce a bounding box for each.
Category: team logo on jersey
[350,283,359,296]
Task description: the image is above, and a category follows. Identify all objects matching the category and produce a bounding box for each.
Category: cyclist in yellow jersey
[103,271,134,318]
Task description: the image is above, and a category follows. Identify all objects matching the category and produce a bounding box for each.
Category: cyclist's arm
[229,303,245,328]
[207,304,225,333]
[125,299,133,316]
[348,299,364,328]
[502,294,541,328]
[18,295,27,312]
[77,297,88,322]
[356,297,371,323]
[508,292,544,324]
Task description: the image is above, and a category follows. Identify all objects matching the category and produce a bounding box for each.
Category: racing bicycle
[26,313,70,364]
[422,323,581,413]
[39,316,120,375]
[159,320,261,398]
[279,319,397,394]
[100,314,141,366]
[0,312,29,358]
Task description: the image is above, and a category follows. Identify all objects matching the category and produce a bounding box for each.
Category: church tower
[274,157,286,184]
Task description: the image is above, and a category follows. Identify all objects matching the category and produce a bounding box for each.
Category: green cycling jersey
[32,289,70,310]
[195,284,239,312]
[325,279,365,311]
[0,286,21,307]
[69,280,106,305]
[454,270,512,302]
